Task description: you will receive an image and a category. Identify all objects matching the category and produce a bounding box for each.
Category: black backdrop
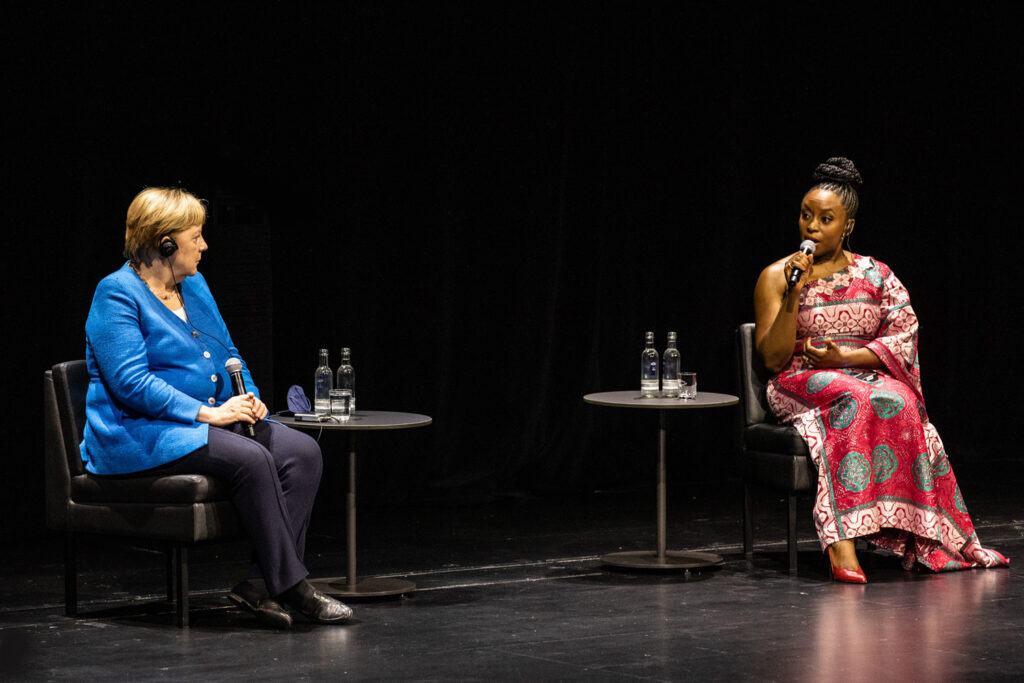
[6,3,1022,539]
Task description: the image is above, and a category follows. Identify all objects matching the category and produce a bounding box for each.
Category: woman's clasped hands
[205,392,268,427]
[802,337,847,369]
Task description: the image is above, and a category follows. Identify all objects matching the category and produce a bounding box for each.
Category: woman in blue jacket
[82,187,350,629]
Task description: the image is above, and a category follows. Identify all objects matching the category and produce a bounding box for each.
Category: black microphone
[224,357,256,438]
[788,239,817,288]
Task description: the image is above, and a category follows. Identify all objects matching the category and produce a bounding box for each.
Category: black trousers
[158,421,323,596]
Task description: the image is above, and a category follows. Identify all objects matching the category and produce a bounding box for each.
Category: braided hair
[809,157,862,219]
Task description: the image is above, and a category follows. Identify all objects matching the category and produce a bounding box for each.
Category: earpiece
[158,236,178,258]
[844,220,853,236]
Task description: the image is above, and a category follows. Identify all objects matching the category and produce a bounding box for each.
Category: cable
[168,259,234,357]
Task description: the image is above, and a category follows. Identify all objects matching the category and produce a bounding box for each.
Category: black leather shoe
[229,580,293,630]
[281,583,353,624]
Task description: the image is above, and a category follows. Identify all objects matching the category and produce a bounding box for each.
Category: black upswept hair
[809,157,862,219]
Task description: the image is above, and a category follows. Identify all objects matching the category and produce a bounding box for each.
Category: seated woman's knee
[222,437,279,486]
[293,434,323,482]
[269,424,323,481]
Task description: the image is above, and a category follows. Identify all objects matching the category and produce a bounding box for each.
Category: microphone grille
[799,239,817,254]
[224,358,243,373]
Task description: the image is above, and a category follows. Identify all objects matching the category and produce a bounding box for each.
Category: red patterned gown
[765,254,1007,571]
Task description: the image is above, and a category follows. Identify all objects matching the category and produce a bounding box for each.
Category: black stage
[1,461,1021,681]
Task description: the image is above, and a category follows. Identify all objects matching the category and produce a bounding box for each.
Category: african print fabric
[766,255,1007,571]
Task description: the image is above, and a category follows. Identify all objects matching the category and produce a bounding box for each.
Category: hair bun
[812,157,863,189]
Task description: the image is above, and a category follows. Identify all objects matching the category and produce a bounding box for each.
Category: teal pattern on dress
[806,372,839,394]
[829,394,858,429]
[865,262,884,287]
[872,445,897,483]
[933,449,951,477]
[954,485,968,513]
[870,389,905,419]
[838,452,871,492]
[913,452,935,491]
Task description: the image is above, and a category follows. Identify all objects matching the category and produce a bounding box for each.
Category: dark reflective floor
[1,460,1021,681]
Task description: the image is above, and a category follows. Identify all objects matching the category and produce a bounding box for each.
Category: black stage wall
[5,3,1022,539]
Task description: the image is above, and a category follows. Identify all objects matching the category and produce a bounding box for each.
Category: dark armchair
[43,360,242,627]
[735,323,815,573]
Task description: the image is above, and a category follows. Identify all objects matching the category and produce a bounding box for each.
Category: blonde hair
[124,187,207,266]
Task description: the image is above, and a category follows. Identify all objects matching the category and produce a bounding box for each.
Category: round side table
[583,391,738,570]
[278,410,432,597]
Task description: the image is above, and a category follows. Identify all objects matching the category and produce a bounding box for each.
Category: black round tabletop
[276,411,432,430]
[583,390,738,409]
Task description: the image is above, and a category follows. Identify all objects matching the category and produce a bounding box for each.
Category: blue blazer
[81,263,260,475]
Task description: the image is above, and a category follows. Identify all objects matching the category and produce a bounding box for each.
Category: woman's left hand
[251,396,268,421]
[802,337,846,369]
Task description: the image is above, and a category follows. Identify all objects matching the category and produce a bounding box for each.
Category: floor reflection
[812,567,1009,679]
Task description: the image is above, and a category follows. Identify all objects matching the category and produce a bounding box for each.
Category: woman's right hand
[783,250,814,291]
[197,392,258,427]
[755,250,814,373]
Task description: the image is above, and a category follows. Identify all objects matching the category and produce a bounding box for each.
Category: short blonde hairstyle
[124,187,207,266]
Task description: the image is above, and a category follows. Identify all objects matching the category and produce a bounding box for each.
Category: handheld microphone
[788,240,817,288]
[224,358,256,438]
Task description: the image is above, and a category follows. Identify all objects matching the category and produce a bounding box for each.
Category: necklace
[131,264,177,301]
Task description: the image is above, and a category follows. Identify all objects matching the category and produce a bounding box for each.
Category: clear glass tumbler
[679,372,697,400]
[330,388,353,420]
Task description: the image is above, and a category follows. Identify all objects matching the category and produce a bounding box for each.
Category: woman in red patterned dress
[753,157,1008,583]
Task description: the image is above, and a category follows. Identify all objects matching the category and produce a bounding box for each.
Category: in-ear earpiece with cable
[159,236,178,258]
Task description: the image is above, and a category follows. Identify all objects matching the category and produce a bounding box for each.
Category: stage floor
[1,461,1021,681]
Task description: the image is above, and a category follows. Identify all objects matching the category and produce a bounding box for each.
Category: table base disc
[311,576,416,598]
[600,550,724,570]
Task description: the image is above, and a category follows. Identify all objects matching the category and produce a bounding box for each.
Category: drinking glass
[330,389,353,420]
[679,372,697,400]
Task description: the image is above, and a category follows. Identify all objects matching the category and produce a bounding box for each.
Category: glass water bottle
[314,348,333,414]
[662,331,680,398]
[336,347,356,414]
[640,331,660,397]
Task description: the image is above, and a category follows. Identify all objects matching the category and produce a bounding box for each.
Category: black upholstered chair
[44,360,242,627]
[736,323,814,573]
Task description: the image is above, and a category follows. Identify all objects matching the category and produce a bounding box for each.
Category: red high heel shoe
[827,550,867,584]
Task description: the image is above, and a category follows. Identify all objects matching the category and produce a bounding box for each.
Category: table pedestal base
[311,576,416,598]
[600,550,724,570]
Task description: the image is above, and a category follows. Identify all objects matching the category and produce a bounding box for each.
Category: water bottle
[336,347,356,414]
[662,331,680,398]
[314,348,333,414]
[640,331,659,397]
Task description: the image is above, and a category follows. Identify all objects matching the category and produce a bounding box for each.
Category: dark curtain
[7,3,1022,536]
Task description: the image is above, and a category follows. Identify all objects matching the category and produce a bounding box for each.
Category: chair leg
[742,482,753,562]
[166,546,175,604]
[787,493,798,574]
[171,545,189,629]
[64,532,78,617]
